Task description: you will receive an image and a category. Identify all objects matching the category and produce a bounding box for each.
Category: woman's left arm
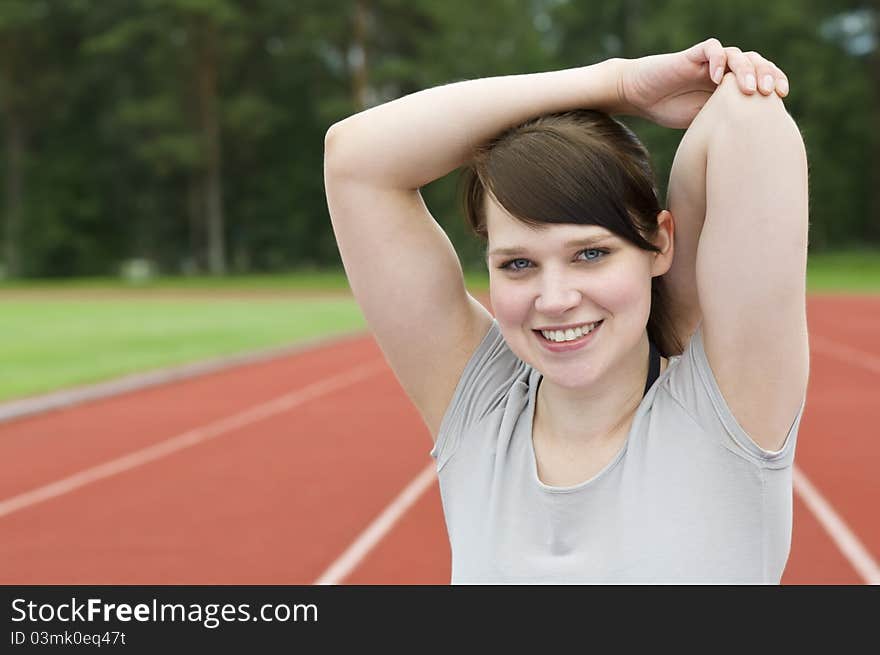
[669,71,809,452]
[617,40,793,354]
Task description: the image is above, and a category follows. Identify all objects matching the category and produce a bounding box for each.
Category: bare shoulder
[420,296,495,442]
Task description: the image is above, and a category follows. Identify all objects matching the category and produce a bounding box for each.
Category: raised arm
[663,125,709,345]
[324,59,627,440]
[664,71,809,453]
[325,60,625,188]
[626,41,790,348]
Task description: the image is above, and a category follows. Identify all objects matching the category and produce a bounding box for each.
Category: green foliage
[0,0,876,277]
[630,0,878,253]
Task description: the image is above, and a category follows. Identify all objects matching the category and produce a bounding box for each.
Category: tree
[84,0,243,274]
[0,0,79,277]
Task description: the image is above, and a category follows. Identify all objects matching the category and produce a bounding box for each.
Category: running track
[1,294,877,584]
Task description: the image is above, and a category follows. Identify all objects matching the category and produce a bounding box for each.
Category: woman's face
[484,198,673,390]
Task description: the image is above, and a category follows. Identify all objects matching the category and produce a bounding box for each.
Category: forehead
[484,196,615,256]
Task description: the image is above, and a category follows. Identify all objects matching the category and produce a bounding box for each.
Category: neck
[533,332,666,448]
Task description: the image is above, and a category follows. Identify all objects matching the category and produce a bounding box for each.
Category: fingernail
[745,74,756,91]
[761,75,774,93]
[777,78,789,95]
[713,67,723,84]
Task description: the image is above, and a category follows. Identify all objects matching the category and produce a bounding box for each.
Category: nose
[534,274,582,316]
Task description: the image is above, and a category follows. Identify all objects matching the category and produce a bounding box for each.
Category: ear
[650,210,674,277]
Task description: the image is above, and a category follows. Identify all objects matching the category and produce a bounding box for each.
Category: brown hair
[459,108,684,357]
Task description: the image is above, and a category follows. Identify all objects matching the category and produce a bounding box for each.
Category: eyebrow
[486,236,615,258]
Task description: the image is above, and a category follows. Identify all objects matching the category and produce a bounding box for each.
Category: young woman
[323,38,809,583]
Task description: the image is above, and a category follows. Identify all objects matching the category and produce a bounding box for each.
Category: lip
[534,320,602,331]
[534,320,603,352]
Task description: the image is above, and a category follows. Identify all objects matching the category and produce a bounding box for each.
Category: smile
[539,321,602,342]
[533,320,603,352]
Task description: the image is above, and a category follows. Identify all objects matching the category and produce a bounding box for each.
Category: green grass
[0,269,492,292]
[804,250,880,292]
[0,271,354,291]
[1,298,366,402]
[1,250,876,402]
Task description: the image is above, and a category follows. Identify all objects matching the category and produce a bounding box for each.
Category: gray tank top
[429,318,806,584]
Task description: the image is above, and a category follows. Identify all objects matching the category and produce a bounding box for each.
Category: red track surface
[1,294,877,584]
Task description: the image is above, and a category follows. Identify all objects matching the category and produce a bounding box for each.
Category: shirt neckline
[524,354,680,494]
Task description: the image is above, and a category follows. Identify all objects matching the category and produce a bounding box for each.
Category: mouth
[533,320,604,352]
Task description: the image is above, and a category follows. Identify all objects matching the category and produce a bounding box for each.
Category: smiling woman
[324,38,805,584]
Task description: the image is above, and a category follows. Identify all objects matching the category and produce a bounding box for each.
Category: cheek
[602,265,655,333]
[489,278,532,324]
[600,270,645,311]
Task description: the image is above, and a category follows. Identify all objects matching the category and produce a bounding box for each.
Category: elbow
[324,124,349,179]
[324,117,369,179]
[325,122,345,150]
[715,71,793,123]
[324,124,341,161]
[715,73,804,148]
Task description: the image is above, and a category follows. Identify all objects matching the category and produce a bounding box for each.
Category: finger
[704,38,726,85]
[686,38,727,85]
[768,62,790,97]
[724,46,757,94]
[744,51,778,96]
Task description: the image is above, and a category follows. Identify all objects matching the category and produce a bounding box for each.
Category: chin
[544,369,600,390]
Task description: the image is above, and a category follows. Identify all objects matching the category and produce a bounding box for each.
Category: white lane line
[809,334,880,375]
[793,465,880,585]
[314,462,438,585]
[0,360,387,519]
[800,332,880,584]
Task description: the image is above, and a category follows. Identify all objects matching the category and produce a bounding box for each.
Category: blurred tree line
[0,0,876,278]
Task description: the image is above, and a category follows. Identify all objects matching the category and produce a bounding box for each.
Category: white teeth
[540,321,600,342]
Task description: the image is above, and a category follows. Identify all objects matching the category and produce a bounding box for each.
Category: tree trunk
[186,174,203,273]
[871,7,880,242]
[196,20,226,275]
[621,0,642,58]
[351,0,371,111]
[3,110,23,278]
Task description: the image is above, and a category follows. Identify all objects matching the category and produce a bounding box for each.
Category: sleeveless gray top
[429,318,806,584]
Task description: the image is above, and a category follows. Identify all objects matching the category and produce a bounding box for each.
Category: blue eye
[505,258,530,271]
[498,248,609,272]
[579,248,606,261]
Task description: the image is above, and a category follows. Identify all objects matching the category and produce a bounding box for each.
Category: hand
[616,38,790,129]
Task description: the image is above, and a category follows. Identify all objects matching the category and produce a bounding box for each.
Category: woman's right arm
[323,60,626,441]
[325,59,626,188]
